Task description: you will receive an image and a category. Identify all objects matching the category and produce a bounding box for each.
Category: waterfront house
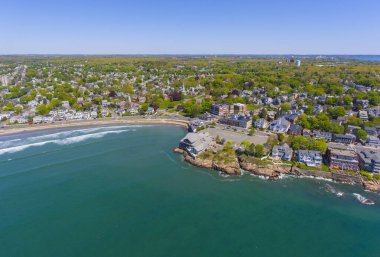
[129,107,139,115]
[0,112,11,120]
[357,147,380,173]
[9,116,28,124]
[296,150,322,167]
[74,112,84,120]
[44,116,54,123]
[326,143,359,171]
[146,107,155,115]
[271,143,293,161]
[90,111,98,119]
[65,112,74,120]
[179,132,213,157]
[33,116,43,124]
[83,112,91,119]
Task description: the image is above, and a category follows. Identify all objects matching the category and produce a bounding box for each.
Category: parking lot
[204,126,269,146]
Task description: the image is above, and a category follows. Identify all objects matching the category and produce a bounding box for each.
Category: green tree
[356,129,368,141]
[254,144,265,158]
[327,106,346,119]
[36,104,49,116]
[241,140,251,150]
[281,103,291,112]
[278,133,285,143]
[246,143,256,156]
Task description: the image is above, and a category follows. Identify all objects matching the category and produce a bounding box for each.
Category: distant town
[1,56,380,190]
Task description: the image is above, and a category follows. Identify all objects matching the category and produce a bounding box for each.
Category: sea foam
[0,129,129,155]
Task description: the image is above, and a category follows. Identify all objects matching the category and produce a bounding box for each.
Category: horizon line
[1,53,380,57]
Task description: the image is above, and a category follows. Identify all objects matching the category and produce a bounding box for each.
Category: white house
[90,111,98,119]
[269,117,290,133]
[33,116,43,124]
[83,112,91,119]
[74,112,84,120]
[254,118,268,129]
[62,101,70,108]
[44,116,54,123]
[10,116,28,124]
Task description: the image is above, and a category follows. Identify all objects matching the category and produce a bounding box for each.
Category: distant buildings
[219,113,251,128]
[210,103,247,116]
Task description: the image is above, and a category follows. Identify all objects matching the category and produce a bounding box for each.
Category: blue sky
[1,0,379,54]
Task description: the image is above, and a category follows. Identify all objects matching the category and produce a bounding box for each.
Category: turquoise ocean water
[0,125,379,257]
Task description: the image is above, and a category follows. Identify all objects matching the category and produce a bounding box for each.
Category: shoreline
[0,117,190,136]
[174,148,380,194]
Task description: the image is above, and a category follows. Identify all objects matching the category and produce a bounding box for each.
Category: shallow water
[0,125,379,257]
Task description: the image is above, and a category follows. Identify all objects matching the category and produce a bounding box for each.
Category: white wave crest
[299,175,334,182]
[23,125,136,142]
[0,129,128,155]
[56,130,126,145]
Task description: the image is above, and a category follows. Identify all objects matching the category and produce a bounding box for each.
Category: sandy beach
[0,116,190,136]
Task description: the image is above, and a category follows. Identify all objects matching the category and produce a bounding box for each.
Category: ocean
[0,125,379,257]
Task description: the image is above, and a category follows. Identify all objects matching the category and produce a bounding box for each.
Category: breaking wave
[0,129,130,155]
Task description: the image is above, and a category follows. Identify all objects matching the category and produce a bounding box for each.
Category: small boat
[353,193,375,205]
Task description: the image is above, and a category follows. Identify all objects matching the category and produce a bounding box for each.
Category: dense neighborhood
[1,56,380,180]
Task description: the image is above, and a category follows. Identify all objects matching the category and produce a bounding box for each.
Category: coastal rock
[363,180,380,193]
[178,149,214,169]
[239,157,291,179]
[173,147,185,154]
[212,158,241,175]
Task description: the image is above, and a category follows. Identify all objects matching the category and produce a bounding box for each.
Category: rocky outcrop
[363,180,380,193]
[174,147,240,175]
[173,148,185,154]
[213,158,241,175]
[239,157,292,180]
[184,153,213,169]
[174,148,213,169]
